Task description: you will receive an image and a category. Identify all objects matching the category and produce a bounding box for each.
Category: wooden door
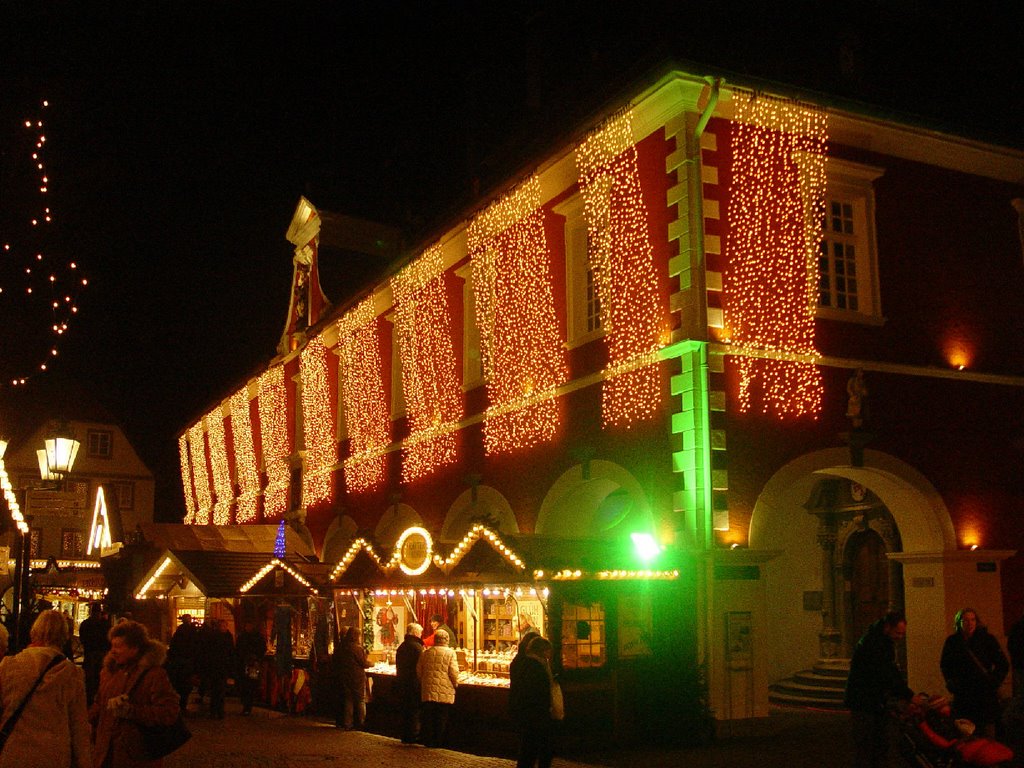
[847,529,889,642]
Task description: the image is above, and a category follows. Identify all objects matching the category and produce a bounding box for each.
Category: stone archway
[441,486,518,542]
[537,460,651,538]
[749,448,952,685]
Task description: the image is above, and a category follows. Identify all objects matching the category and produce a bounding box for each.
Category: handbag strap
[0,652,66,742]
[126,665,157,702]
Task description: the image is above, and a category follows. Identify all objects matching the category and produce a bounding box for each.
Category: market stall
[329,523,694,745]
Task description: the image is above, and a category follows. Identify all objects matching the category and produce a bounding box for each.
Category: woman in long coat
[0,609,91,768]
[90,620,181,768]
[416,627,459,747]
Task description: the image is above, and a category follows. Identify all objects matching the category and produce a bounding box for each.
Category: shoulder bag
[0,653,66,752]
[126,666,191,759]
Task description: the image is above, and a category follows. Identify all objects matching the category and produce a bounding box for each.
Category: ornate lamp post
[2,423,80,651]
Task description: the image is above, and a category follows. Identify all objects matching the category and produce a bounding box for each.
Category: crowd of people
[845,606,1021,768]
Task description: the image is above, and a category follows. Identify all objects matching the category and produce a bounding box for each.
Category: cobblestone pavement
[163,699,861,768]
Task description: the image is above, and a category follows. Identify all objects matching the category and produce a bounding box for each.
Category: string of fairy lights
[178,435,197,524]
[1,99,88,387]
[206,404,233,525]
[258,365,290,518]
[577,110,666,427]
[299,333,336,506]
[724,90,827,418]
[230,387,261,523]
[468,176,567,454]
[391,246,462,481]
[336,297,390,492]
[187,421,212,525]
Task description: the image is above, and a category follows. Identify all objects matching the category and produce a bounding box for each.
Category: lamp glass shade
[45,435,80,477]
[0,439,7,459]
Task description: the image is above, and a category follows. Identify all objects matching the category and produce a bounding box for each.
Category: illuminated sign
[396,526,432,576]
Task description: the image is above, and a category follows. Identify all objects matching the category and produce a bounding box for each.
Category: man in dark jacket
[845,611,912,768]
[395,622,425,743]
[940,607,1009,737]
[234,619,267,715]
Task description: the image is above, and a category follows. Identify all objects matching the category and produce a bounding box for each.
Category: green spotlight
[631,532,662,563]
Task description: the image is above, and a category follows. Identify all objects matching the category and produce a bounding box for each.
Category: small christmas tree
[274,520,286,558]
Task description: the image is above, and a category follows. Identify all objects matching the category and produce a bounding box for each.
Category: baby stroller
[894,694,1014,768]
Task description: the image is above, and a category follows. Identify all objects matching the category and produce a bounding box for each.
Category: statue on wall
[846,369,868,429]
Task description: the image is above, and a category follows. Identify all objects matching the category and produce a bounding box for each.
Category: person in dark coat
[940,607,1009,737]
[197,618,234,719]
[509,636,561,768]
[844,611,912,768]
[166,614,199,710]
[234,619,267,716]
[395,622,425,744]
[1007,611,1024,699]
[78,602,111,706]
[332,626,370,729]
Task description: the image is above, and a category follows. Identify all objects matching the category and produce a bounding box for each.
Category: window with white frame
[816,159,884,322]
[557,194,606,346]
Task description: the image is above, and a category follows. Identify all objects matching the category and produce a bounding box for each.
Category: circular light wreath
[395,526,433,576]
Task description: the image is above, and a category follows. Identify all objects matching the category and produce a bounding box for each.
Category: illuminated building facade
[178,69,1024,730]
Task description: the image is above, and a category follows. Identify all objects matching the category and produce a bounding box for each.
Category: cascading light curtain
[336,297,390,492]
[258,365,291,518]
[468,176,567,454]
[206,405,234,525]
[577,109,666,427]
[230,387,260,523]
[178,434,196,524]
[299,333,337,505]
[723,90,827,418]
[187,420,212,525]
[391,246,462,482]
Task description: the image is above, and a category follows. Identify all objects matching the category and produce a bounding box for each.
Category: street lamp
[3,423,80,651]
[36,421,80,482]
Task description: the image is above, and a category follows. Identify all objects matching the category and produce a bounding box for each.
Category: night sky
[1,3,1021,519]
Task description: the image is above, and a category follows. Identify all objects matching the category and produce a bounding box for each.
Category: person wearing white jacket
[415,628,459,747]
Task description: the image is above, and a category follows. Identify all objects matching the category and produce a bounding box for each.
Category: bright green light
[631,532,662,563]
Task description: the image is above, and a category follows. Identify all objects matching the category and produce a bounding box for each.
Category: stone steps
[768,659,850,710]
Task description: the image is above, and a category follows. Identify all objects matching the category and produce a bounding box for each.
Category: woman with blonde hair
[0,609,91,768]
[90,619,180,767]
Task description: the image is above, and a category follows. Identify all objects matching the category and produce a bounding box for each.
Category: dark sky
[1,3,1021,519]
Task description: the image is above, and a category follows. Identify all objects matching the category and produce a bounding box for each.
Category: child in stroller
[895,693,1014,768]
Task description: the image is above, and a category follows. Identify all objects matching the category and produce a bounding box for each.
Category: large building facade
[178,67,1024,727]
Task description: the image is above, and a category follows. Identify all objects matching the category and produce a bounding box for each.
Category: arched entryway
[749,448,953,687]
[536,460,651,538]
